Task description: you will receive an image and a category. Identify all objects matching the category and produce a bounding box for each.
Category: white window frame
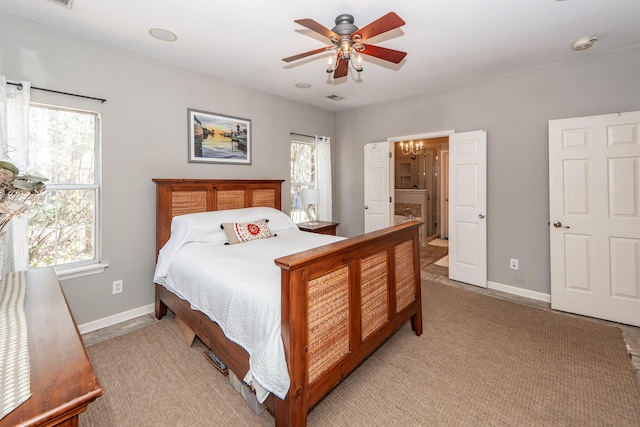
[29,103,107,280]
[290,137,317,223]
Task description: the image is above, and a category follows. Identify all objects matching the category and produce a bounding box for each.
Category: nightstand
[297,221,339,236]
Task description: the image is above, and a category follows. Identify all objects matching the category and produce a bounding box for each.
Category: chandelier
[400,141,423,156]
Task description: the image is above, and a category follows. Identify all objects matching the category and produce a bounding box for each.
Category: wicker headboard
[152,179,285,255]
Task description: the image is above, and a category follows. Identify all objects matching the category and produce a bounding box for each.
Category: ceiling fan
[282,12,407,79]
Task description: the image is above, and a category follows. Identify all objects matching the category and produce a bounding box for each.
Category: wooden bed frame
[153,178,423,426]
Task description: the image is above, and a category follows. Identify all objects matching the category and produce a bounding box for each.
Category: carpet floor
[81,281,640,426]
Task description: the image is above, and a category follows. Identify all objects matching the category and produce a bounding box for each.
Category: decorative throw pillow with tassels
[221,219,274,244]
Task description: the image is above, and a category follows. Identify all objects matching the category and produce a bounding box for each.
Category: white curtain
[316,136,332,221]
[0,76,31,272]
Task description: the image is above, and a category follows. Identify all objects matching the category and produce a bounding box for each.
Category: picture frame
[188,108,251,165]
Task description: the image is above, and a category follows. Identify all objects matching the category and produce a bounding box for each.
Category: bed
[152,178,423,426]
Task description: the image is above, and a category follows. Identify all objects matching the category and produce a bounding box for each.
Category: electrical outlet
[510,258,519,270]
[112,280,123,294]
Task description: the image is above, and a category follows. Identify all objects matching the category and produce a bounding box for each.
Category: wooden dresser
[0,268,102,427]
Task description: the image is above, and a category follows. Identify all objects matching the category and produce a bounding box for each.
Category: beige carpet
[81,281,640,426]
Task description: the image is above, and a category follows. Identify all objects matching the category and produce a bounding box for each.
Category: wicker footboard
[275,220,423,426]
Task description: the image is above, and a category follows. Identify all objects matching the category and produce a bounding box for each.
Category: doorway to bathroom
[364,129,487,288]
[393,136,449,244]
[364,130,487,287]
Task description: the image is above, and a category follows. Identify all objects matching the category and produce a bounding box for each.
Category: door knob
[478,213,485,218]
[552,221,570,229]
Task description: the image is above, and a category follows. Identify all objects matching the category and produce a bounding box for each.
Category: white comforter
[153,207,343,402]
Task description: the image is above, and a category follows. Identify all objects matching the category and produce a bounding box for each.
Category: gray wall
[3,10,640,324]
[0,12,335,325]
[334,45,640,295]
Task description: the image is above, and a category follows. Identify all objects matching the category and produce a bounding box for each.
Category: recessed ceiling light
[295,83,312,89]
[149,28,178,42]
[572,36,598,51]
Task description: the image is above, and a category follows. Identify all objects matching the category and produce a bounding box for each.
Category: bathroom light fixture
[400,140,423,156]
[149,28,178,42]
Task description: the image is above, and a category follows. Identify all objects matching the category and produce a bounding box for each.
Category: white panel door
[448,130,487,287]
[549,111,640,327]
[364,141,391,233]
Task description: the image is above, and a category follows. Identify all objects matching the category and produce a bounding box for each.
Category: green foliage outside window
[27,105,99,269]
[290,141,316,223]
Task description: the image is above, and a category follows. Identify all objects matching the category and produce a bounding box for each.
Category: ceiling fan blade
[295,18,340,39]
[352,12,405,41]
[282,47,331,63]
[333,56,349,78]
[360,44,407,64]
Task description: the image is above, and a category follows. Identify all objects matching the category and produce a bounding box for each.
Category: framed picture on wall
[187,108,251,165]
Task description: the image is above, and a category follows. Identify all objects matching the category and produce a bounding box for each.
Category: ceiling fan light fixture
[284,12,406,80]
[326,49,363,75]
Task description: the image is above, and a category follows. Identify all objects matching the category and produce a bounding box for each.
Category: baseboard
[77,303,155,334]
[487,281,551,303]
[77,284,550,334]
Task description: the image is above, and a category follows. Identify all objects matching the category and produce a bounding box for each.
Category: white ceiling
[2,0,640,112]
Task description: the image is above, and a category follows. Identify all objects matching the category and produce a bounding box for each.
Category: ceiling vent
[48,0,74,9]
[326,95,344,101]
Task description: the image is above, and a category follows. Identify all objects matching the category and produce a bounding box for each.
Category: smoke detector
[572,36,598,51]
[48,0,74,9]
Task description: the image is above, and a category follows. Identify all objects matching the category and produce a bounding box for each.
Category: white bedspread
[153,208,343,402]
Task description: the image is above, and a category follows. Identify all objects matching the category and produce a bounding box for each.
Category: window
[27,104,101,272]
[290,137,317,223]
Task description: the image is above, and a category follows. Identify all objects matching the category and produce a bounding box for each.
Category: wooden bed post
[155,286,168,319]
[410,227,423,335]
[279,268,309,426]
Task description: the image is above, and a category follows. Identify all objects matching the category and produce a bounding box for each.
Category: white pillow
[155,207,296,278]
[172,207,294,240]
